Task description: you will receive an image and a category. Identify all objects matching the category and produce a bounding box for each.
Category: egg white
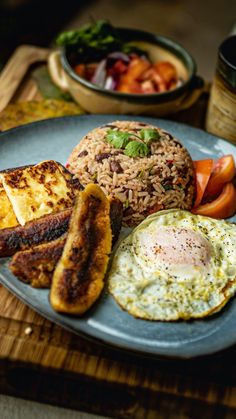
[108,209,236,320]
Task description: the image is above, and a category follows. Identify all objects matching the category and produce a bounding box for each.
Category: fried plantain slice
[9,235,67,288]
[50,184,112,315]
[9,198,122,288]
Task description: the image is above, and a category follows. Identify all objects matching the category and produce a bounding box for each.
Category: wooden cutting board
[0,45,236,418]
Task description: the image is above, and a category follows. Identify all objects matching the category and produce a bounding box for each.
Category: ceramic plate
[0,115,236,359]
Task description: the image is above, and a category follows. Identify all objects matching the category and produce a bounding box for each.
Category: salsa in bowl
[48,21,203,115]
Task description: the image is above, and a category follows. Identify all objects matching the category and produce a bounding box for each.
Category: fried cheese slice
[0,179,18,229]
[0,160,79,226]
[50,183,112,315]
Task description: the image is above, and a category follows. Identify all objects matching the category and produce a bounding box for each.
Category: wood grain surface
[0,395,104,419]
[1,282,236,418]
[0,46,235,418]
[0,45,48,112]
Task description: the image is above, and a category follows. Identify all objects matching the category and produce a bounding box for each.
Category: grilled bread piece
[0,160,81,226]
[10,235,66,288]
[0,208,71,257]
[50,184,112,314]
[9,198,122,287]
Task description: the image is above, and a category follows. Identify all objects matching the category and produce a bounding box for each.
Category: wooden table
[0,45,236,418]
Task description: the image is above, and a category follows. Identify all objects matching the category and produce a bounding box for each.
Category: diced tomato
[152,71,167,92]
[138,67,167,92]
[205,155,236,197]
[74,64,86,77]
[112,59,128,74]
[176,176,186,186]
[193,159,214,208]
[74,57,179,95]
[192,182,236,219]
[124,57,151,80]
[117,57,151,92]
[154,61,177,86]
[84,63,98,80]
[147,203,163,215]
[119,80,143,94]
[138,67,155,81]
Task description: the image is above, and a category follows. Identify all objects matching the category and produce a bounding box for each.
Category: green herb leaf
[56,20,123,63]
[106,129,130,149]
[124,199,129,209]
[140,128,160,144]
[137,170,145,178]
[56,20,148,63]
[162,183,172,191]
[140,128,160,145]
[122,43,148,57]
[124,141,150,158]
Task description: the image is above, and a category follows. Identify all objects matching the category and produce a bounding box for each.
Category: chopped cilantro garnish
[106,129,130,149]
[140,128,160,144]
[56,20,147,63]
[124,198,129,208]
[105,127,160,157]
[162,183,173,191]
[124,141,149,157]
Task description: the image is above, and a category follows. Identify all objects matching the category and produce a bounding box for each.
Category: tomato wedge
[193,159,213,208]
[205,155,236,197]
[192,182,236,219]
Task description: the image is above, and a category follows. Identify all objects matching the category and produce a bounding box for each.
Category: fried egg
[108,209,236,320]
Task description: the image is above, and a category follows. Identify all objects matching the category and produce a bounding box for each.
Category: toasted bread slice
[50,184,112,315]
[0,160,81,226]
[0,179,18,229]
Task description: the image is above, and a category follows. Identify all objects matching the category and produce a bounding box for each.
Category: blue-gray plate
[0,115,236,359]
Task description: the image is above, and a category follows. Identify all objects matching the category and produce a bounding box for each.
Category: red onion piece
[104,76,117,90]
[107,52,130,62]
[91,59,107,86]
[91,52,130,88]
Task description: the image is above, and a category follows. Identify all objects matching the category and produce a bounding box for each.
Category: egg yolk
[137,226,212,272]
